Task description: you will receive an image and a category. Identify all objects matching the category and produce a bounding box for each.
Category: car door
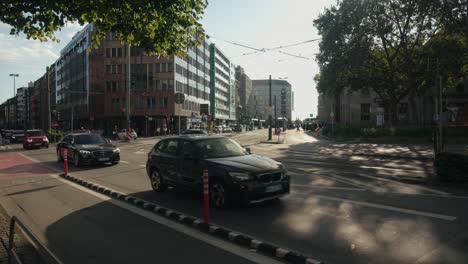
[158,139,180,184]
[177,140,200,190]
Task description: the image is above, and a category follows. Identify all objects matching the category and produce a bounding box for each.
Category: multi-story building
[55,24,212,135]
[209,43,236,125]
[248,79,293,123]
[235,66,252,124]
[317,82,468,127]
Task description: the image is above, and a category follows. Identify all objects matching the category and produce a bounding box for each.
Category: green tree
[314,0,467,125]
[0,0,208,56]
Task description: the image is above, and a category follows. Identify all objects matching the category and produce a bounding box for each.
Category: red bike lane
[0,153,55,179]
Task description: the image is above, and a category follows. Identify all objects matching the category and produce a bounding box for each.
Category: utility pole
[268,75,272,140]
[9,73,19,129]
[47,66,51,131]
[274,95,277,129]
[127,44,131,131]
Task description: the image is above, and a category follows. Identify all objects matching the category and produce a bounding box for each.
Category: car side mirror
[245,147,251,154]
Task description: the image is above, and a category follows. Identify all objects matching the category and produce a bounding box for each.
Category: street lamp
[9,74,19,97]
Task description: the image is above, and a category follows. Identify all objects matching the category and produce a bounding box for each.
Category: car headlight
[228,172,252,181]
[79,150,91,156]
[12,136,16,139]
[113,148,120,153]
[43,138,49,142]
[27,139,33,143]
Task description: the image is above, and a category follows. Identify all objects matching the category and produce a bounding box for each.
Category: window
[106,48,111,58]
[399,103,408,114]
[168,80,174,91]
[162,80,168,91]
[162,63,167,72]
[180,140,195,157]
[151,98,156,109]
[361,104,370,121]
[162,140,179,156]
[117,48,122,57]
[361,88,370,97]
[168,63,173,72]
[155,63,161,73]
[106,81,111,92]
[112,48,117,57]
[106,65,111,74]
[163,98,168,108]
[112,82,117,92]
[155,80,161,90]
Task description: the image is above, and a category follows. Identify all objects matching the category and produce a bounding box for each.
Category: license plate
[34,143,42,146]
[98,158,110,161]
[265,185,282,193]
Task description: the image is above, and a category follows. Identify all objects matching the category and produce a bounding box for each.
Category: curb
[351,152,433,161]
[60,173,324,264]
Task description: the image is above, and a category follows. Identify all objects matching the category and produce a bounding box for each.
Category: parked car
[229,124,242,132]
[56,133,120,167]
[23,130,49,149]
[146,136,290,208]
[10,130,25,143]
[181,129,207,135]
[117,129,138,140]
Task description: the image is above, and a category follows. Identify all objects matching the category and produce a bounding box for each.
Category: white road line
[139,165,146,167]
[291,184,366,191]
[359,165,425,173]
[120,161,130,164]
[319,173,386,192]
[309,194,456,221]
[357,173,451,196]
[51,174,283,264]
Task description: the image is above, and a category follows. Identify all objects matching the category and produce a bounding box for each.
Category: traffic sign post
[203,169,210,224]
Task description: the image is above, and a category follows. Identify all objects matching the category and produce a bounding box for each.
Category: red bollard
[63,148,68,176]
[203,169,209,224]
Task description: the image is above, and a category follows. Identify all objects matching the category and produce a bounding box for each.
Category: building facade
[209,43,236,125]
[235,66,252,124]
[317,83,468,127]
[54,24,212,135]
[248,79,293,122]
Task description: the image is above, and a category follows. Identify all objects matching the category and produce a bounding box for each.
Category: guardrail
[8,216,62,264]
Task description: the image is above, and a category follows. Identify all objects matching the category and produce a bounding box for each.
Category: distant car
[56,133,120,167]
[146,136,290,208]
[181,129,207,135]
[23,130,49,149]
[117,129,138,140]
[10,130,25,143]
[222,126,233,133]
[229,124,242,132]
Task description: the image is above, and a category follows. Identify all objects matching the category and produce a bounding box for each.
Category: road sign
[175,93,185,104]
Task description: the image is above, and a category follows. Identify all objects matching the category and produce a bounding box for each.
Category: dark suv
[56,133,120,167]
[146,136,290,208]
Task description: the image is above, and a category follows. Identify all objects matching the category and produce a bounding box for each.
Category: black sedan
[56,133,120,167]
[146,136,290,208]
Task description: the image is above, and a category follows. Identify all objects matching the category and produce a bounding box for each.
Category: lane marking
[357,173,451,196]
[291,184,366,191]
[318,172,386,192]
[305,194,457,221]
[359,165,425,173]
[120,160,130,164]
[51,175,284,264]
[139,165,146,167]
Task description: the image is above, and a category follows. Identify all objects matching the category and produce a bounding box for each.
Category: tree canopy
[314,0,468,124]
[0,0,208,56]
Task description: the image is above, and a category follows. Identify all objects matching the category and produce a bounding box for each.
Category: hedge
[434,153,468,182]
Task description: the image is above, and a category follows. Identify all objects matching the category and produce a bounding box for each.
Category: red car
[23,130,49,149]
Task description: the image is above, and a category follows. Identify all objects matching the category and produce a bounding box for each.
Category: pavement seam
[58,173,323,264]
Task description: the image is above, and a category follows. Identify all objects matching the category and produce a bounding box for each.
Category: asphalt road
[4,129,468,264]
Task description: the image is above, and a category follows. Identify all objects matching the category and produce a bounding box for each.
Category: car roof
[160,135,227,141]
[66,133,101,136]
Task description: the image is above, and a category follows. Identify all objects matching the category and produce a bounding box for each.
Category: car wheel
[150,169,167,192]
[74,154,80,167]
[57,149,63,162]
[210,181,229,209]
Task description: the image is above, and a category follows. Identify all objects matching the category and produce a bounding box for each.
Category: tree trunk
[390,101,398,127]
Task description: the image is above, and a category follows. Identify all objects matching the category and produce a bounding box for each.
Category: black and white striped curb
[61,173,323,264]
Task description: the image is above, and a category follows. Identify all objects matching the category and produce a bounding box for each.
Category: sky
[0,0,336,120]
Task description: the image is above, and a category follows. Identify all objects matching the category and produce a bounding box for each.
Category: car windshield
[196,138,248,159]
[27,131,43,137]
[74,135,106,145]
